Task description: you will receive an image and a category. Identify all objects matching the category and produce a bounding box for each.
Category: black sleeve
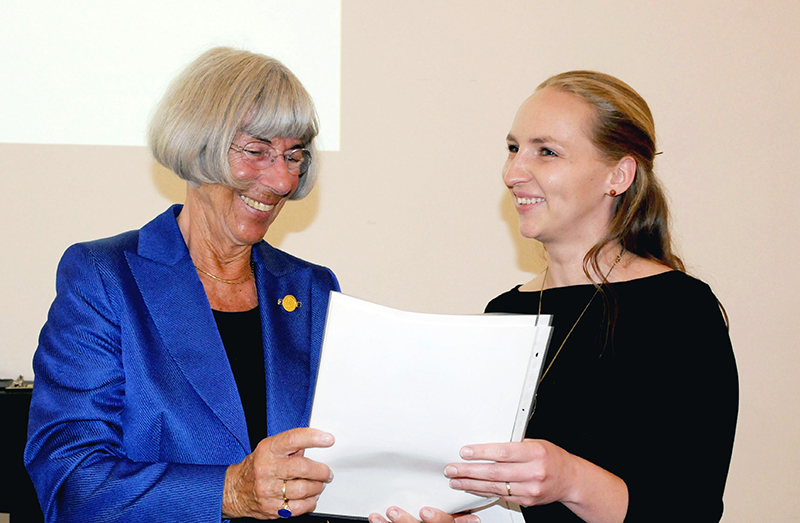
[620,279,738,522]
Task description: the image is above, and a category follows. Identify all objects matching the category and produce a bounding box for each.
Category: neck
[542,241,623,289]
[178,193,253,281]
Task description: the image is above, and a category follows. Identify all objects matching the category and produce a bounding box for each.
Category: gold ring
[279,480,292,518]
[506,482,512,497]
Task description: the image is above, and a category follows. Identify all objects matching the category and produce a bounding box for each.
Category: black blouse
[486,271,738,522]
[213,307,267,452]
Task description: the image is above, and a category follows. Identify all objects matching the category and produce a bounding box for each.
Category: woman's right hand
[446,439,628,523]
[222,427,335,519]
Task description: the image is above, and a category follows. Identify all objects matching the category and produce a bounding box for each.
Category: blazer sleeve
[25,243,228,522]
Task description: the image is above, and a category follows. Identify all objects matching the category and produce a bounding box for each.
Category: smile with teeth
[517,197,546,205]
[240,194,276,212]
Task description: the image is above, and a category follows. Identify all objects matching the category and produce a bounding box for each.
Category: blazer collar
[137,204,189,265]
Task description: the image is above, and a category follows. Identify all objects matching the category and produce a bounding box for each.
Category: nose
[257,157,297,197]
[502,154,532,188]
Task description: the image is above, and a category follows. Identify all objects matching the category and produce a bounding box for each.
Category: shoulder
[485,285,532,314]
[613,271,723,325]
[615,270,717,305]
[253,241,340,291]
[46,230,147,332]
[65,229,140,258]
[57,229,141,283]
[55,206,187,295]
[60,205,184,270]
[614,271,732,358]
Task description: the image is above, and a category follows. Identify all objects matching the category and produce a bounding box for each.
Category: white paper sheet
[305,292,553,519]
[473,501,526,523]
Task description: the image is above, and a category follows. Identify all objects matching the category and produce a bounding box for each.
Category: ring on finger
[278,480,292,518]
[506,482,512,497]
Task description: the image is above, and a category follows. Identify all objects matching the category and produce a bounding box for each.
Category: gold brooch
[278,295,301,312]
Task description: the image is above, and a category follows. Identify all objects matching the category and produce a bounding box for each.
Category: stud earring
[609,189,617,197]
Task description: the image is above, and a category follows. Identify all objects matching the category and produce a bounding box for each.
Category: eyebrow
[251,136,307,150]
[506,133,560,146]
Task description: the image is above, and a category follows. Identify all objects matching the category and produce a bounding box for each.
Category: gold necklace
[194,264,253,285]
[536,250,623,384]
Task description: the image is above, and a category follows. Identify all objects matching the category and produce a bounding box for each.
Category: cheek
[228,157,258,181]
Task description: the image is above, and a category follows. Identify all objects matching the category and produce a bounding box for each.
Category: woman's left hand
[444,439,578,507]
[368,506,478,523]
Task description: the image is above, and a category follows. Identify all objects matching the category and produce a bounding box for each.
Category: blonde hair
[537,71,685,276]
[148,47,319,199]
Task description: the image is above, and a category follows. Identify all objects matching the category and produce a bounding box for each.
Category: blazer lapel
[253,243,320,436]
[127,206,250,454]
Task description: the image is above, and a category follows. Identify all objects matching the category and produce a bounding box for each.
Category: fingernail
[387,508,400,521]
[460,447,473,458]
[420,508,433,520]
[450,479,462,489]
[321,433,334,445]
[444,465,457,477]
[327,470,334,482]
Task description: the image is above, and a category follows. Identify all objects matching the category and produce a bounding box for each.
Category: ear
[607,156,637,196]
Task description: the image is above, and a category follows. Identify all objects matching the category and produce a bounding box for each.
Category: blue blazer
[25,205,340,522]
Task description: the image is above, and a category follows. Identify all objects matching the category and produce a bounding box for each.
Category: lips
[239,194,276,212]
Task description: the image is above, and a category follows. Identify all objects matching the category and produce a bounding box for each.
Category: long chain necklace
[194,264,253,285]
[536,250,624,384]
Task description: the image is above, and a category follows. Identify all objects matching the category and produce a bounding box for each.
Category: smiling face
[503,87,619,249]
[187,132,304,250]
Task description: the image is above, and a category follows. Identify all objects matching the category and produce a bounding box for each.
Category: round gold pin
[278,295,300,312]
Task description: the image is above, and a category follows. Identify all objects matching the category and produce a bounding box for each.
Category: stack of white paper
[305,292,553,520]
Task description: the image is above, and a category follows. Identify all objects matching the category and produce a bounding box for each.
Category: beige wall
[1,1,798,520]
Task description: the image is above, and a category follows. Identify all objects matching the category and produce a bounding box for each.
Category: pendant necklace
[536,250,624,384]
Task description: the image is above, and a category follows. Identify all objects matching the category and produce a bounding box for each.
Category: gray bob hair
[148,47,319,199]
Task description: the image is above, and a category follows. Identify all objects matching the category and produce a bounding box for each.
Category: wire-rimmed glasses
[229,140,312,176]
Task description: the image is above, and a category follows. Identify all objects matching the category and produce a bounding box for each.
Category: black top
[213,307,267,452]
[485,271,738,522]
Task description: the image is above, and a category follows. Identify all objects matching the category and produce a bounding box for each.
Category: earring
[609,189,617,197]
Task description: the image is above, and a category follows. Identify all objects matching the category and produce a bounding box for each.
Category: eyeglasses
[229,141,312,176]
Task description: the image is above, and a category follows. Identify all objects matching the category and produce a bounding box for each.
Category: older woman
[25,47,339,522]
[374,72,738,523]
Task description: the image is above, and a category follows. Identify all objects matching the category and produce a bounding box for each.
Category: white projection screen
[0,0,341,149]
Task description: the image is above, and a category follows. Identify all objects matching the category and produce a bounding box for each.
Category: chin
[234,222,272,245]
[517,222,542,240]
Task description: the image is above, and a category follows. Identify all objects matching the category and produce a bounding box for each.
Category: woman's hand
[445,439,576,507]
[368,506,478,523]
[445,439,628,523]
[222,427,335,519]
